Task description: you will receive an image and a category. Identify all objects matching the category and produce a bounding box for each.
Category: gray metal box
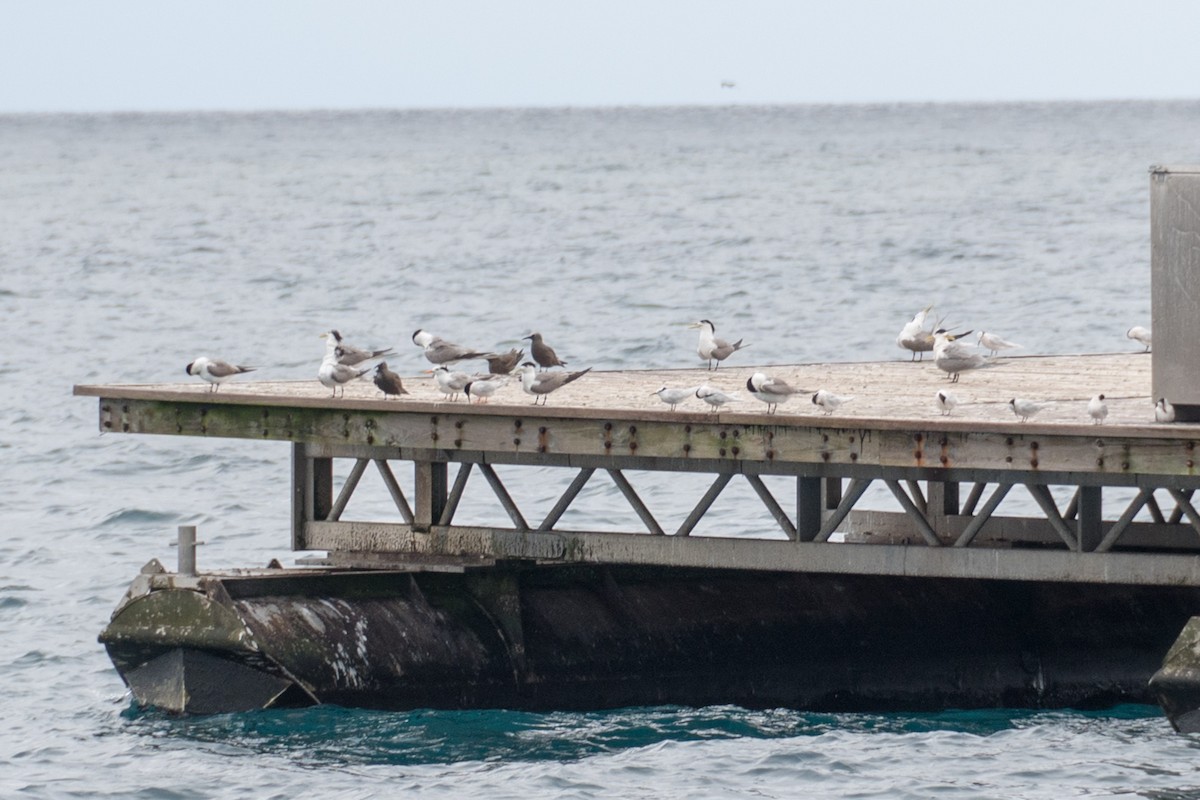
[1151,165,1200,415]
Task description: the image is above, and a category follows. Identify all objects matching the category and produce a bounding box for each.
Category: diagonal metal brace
[954,482,1013,548]
[885,479,941,546]
[744,475,797,541]
[816,478,872,542]
[1095,487,1153,552]
[1025,484,1078,550]
[478,463,529,531]
[373,459,414,524]
[327,458,369,522]
[538,467,596,531]
[675,473,733,537]
[607,469,665,536]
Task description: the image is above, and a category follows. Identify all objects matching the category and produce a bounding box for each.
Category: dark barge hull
[101,562,1200,715]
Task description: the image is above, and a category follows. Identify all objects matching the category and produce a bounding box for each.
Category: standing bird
[812,389,854,415]
[934,390,959,416]
[1009,398,1051,422]
[464,375,509,404]
[1155,398,1176,423]
[746,372,806,415]
[933,329,989,383]
[524,332,567,370]
[977,331,1022,357]
[517,362,591,405]
[185,357,256,392]
[428,365,474,402]
[1127,326,1152,352]
[1087,394,1108,425]
[319,357,372,398]
[412,329,491,365]
[695,384,738,412]
[652,385,698,411]
[896,305,936,362]
[690,319,748,370]
[323,330,392,366]
[484,348,524,375]
[373,362,409,400]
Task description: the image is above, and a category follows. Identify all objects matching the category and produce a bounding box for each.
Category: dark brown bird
[373,362,409,400]
[484,348,524,375]
[524,332,566,370]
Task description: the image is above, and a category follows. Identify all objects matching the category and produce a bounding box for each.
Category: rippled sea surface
[4,103,1200,797]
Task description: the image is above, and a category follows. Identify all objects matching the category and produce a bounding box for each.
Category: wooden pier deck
[76,352,1200,588]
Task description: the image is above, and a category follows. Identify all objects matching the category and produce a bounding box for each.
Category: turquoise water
[4,103,1200,797]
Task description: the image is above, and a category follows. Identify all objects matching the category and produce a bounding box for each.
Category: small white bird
[977,331,1022,357]
[695,384,737,411]
[464,375,509,404]
[1127,326,1152,352]
[1155,398,1176,423]
[812,389,854,415]
[1087,394,1108,425]
[318,358,372,398]
[934,390,959,416]
[652,385,697,411]
[689,319,748,370]
[746,372,806,414]
[429,365,475,402]
[1009,397,1051,422]
[185,357,255,392]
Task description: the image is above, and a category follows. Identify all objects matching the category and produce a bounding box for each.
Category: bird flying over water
[518,362,590,405]
[1127,326,1152,352]
[185,357,255,392]
[690,319,747,370]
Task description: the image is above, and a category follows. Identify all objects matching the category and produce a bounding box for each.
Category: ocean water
[4,102,1200,797]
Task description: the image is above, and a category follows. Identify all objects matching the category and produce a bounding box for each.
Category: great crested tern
[373,362,409,400]
[524,332,566,370]
[185,357,255,392]
[1087,394,1108,425]
[1127,326,1152,352]
[652,385,699,411]
[323,330,393,366]
[812,389,854,415]
[689,319,747,370]
[695,384,737,411]
[319,356,371,398]
[933,329,989,383]
[411,329,491,365]
[746,372,806,414]
[517,362,591,405]
[1008,397,1051,422]
[977,331,1022,357]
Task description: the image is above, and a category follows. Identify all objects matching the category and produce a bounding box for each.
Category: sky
[3,0,1199,112]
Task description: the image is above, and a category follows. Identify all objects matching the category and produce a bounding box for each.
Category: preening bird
[412,329,491,365]
[695,384,737,411]
[185,357,255,392]
[524,332,566,370]
[812,389,854,415]
[746,372,805,415]
[484,348,524,375]
[690,319,747,370]
[323,330,393,366]
[896,305,937,362]
[1127,326,1152,352]
[977,331,1022,357]
[373,362,409,400]
[1087,394,1108,425]
[1155,398,1176,423]
[653,385,698,411]
[517,362,590,405]
[933,329,989,383]
[934,390,958,416]
[1009,397,1051,422]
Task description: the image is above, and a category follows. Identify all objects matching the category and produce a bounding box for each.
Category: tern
[524,332,566,370]
[412,329,491,365]
[896,305,937,362]
[977,331,1022,357]
[812,389,854,415]
[1155,398,1176,423]
[695,384,737,412]
[464,375,509,404]
[1087,394,1108,425]
[934,390,959,416]
[690,319,747,370]
[322,330,392,366]
[373,362,409,400]
[1009,398,1051,422]
[746,372,806,414]
[428,365,475,402]
[517,362,591,405]
[933,329,989,383]
[1127,326,1152,352]
[484,348,524,375]
[652,385,698,411]
[319,356,372,398]
[185,357,255,392]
